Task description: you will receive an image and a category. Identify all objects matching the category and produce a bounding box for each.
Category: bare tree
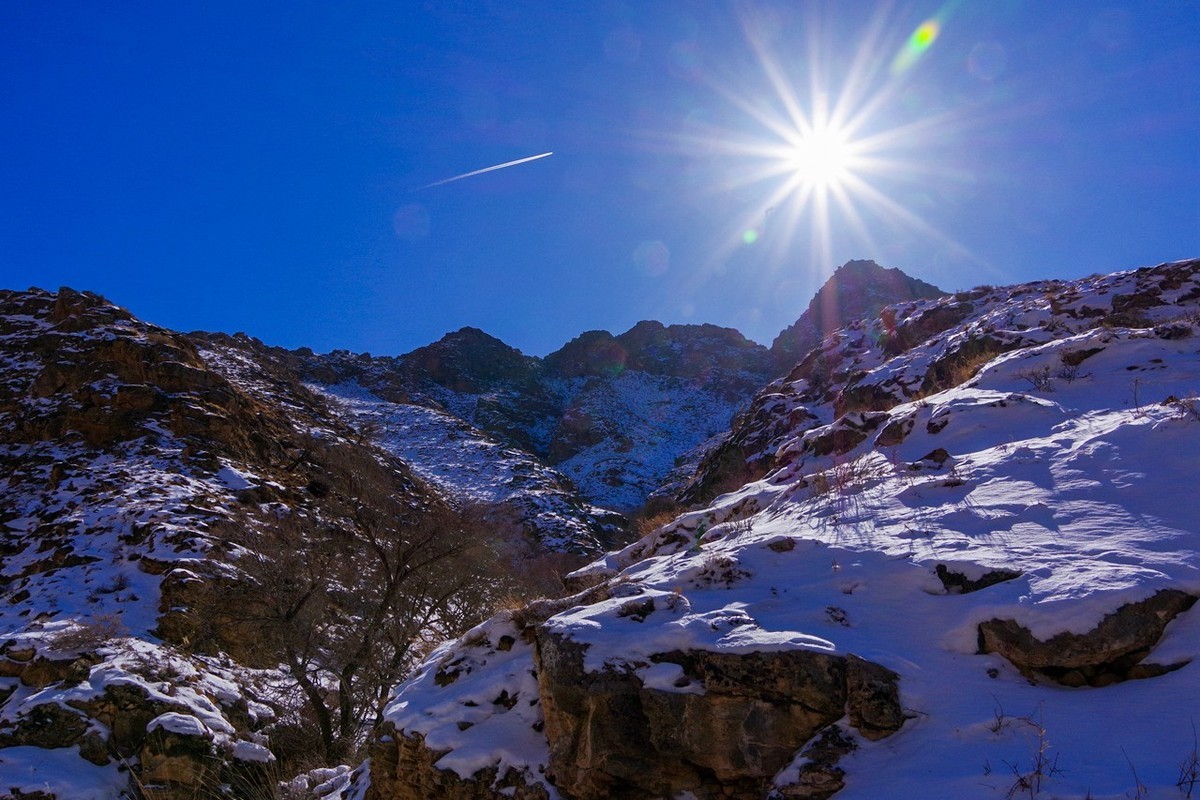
[198,441,511,766]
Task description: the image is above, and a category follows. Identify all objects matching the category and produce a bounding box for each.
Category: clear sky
[2,2,1197,357]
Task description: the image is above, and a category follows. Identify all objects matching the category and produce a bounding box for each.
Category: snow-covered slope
[358,259,1200,800]
[306,381,619,554]
[0,289,574,798]
[546,370,754,512]
[192,334,626,552]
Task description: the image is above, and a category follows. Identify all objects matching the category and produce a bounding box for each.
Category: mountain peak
[435,325,511,348]
[403,326,540,393]
[770,260,946,369]
[543,320,771,383]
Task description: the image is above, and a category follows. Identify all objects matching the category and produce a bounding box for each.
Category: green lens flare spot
[892,17,941,74]
[911,20,940,52]
[742,229,759,244]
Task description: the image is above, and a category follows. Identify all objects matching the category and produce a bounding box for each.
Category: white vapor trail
[420,151,554,189]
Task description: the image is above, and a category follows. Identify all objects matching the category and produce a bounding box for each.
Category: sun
[668,5,974,277]
[784,126,856,191]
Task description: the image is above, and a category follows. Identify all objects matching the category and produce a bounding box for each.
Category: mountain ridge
[7,257,1104,800]
[265,259,944,514]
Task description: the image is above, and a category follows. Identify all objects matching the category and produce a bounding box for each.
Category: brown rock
[874,413,915,447]
[978,589,1197,683]
[533,630,903,800]
[770,725,858,800]
[935,564,1022,594]
[845,655,905,740]
[138,725,220,799]
[365,726,550,800]
[0,702,89,750]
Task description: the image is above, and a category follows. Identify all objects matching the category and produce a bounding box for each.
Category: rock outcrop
[534,631,902,800]
[365,728,550,800]
[979,589,1198,687]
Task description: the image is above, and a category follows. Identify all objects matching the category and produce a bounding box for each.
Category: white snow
[147,711,210,737]
[308,381,611,553]
[216,463,256,491]
[0,746,127,799]
[232,739,275,763]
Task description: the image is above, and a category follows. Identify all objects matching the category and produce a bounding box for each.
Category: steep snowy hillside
[306,382,619,554]
[355,259,1200,800]
[0,288,329,797]
[0,289,557,798]
[193,334,621,554]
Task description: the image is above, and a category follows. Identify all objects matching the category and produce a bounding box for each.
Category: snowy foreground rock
[355,259,1200,800]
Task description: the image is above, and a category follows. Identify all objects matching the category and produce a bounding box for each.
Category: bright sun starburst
[784,126,856,190]
[669,5,974,279]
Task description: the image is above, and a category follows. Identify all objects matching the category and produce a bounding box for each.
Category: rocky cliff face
[361,258,1200,800]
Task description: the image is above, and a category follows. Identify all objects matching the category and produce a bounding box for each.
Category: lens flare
[892,19,941,74]
[913,20,939,49]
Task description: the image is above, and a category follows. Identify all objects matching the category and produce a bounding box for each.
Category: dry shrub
[1168,393,1200,421]
[51,613,125,654]
[636,508,682,538]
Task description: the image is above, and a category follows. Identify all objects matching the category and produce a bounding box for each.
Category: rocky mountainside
[193,332,622,554]
[281,264,938,518]
[352,258,1200,800]
[769,259,945,371]
[0,260,951,798]
[0,288,586,798]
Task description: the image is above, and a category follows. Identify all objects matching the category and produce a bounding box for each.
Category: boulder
[979,589,1197,685]
[137,722,220,799]
[769,725,858,800]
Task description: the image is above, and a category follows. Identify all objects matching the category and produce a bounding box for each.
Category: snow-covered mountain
[5,258,1198,799]
[272,262,942,518]
[0,278,809,798]
[354,258,1200,800]
[285,320,775,514]
[194,333,623,554]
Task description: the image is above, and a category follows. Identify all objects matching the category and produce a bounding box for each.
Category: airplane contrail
[420,151,554,189]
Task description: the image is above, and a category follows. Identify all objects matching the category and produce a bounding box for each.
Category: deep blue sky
[2,2,1197,356]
